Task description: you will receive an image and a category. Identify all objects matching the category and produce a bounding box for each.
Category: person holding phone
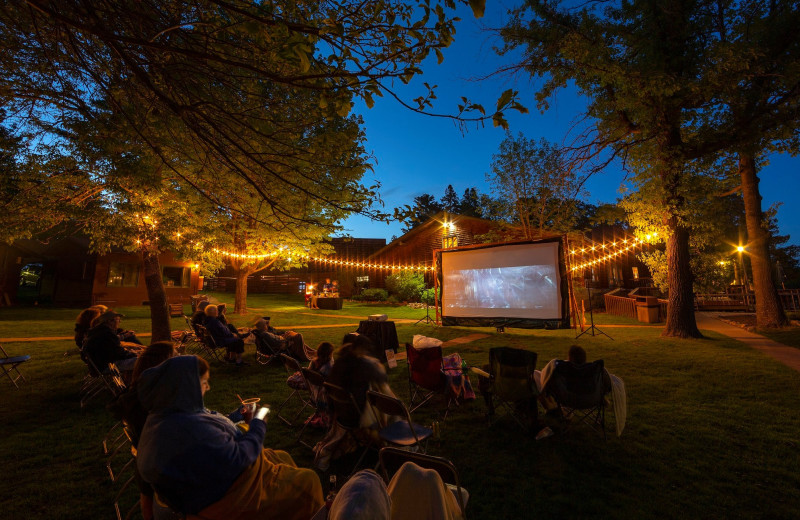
[136,355,323,520]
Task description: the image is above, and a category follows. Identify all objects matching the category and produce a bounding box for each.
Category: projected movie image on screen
[444,265,557,310]
[441,241,563,321]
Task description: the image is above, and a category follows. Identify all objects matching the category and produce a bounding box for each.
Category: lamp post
[737,245,750,310]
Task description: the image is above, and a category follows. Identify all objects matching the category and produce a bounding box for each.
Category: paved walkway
[695,312,800,372]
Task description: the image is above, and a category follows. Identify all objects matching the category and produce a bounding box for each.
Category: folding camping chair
[0,344,31,389]
[80,353,122,409]
[275,354,314,427]
[406,342,460,420]
[367,390,432,453]
[378,447,469,518]
[170,315,200,355]
[323,381,374,476]
[193,325,225,363]
[486,347,538,432]
[295,367,329,449]
[546,360,609,440]
[252,328,283,365]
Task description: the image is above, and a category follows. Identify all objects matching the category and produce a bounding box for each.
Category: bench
[168,303,184,317]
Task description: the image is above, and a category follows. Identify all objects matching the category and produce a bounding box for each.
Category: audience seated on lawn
[313,338,398,471]
[203,304,246,366]
[83,309,141,372]
[108,341,177,520]
[136,355,323,520]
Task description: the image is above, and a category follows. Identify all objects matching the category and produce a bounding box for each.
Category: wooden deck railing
[780,289,800,312]
[604,289,798,321]
[604,293,637,319]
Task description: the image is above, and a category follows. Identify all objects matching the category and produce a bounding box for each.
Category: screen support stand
[575,287,612,340]
[415,302,435,325]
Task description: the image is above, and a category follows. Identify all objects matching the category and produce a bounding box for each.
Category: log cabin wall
[368,213,500,289]
[93,251,199,306]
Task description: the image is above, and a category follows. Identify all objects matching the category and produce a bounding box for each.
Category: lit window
[107,263,139,287]
[442,236,458,249]
[632,267,639,279]
[162,266,191,288]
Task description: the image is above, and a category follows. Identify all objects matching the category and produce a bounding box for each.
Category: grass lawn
[2,294,799,519]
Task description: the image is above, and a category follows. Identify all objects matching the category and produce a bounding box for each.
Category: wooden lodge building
[365,212,503,289]
[0,237,201,307]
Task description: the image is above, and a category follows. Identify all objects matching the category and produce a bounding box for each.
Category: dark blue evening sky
[339,2,800,248]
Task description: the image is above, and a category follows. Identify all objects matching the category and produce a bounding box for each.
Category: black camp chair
[546,360,609,440]
[486,347,538,432]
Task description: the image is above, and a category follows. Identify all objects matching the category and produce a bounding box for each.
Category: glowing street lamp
[736,244,751,309]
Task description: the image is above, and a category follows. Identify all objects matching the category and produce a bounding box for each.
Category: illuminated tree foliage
[0,1,519,230]
[0,0,517,332]
[502,0,800,338]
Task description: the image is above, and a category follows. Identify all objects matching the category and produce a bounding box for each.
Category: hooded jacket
[136,356,266,514]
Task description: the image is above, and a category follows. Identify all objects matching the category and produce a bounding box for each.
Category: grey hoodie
[136,356,266,514]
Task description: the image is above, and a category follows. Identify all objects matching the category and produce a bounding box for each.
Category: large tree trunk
[739,153,788,328]
[142,248,171,342]
[662,221,702,338]
[234,267,248,315]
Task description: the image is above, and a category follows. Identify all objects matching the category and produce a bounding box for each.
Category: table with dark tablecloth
[316,297,343,310]
[355,320,399,362]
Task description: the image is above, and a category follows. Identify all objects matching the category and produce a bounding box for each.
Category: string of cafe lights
[211,248,434,272]
[567,233,658,272]
[185,229,656,275]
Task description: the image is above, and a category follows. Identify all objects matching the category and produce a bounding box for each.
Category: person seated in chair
[251,318,288,358]
[536,345,627,436]
[108,341,177,520]
[312,339,397,471]
[76,305,142,348]
[75,305,107,348]
[137,355,323,520]
[535,345,611,404]
[252,318,308,361]
[322,278,334,295]
[329,465,464,520]
[203,305,246,366]
[84,309,140,373]
[217,304,250,338]
[190,300,210,331]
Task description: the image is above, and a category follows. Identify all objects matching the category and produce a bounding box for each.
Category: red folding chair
[406,342,459,420]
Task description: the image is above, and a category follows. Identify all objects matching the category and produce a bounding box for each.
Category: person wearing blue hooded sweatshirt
[136,355,323,519]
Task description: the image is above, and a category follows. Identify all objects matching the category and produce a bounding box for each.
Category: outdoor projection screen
[438,239,569,329]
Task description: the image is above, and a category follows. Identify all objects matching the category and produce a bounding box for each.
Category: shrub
[420,287,439,306]
[385,272,425,302]
[359,288,389,302]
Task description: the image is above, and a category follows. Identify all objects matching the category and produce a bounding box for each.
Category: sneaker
[535,427,554,441]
